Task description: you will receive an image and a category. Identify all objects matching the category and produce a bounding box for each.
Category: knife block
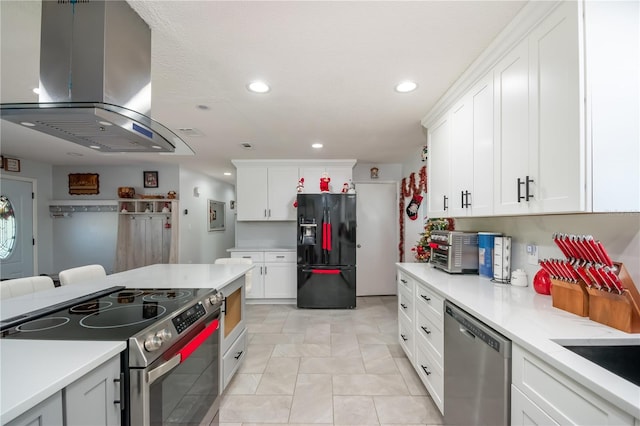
[550,278,589,317]
[586,263,640,333]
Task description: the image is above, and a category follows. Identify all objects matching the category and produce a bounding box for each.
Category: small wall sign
[3,157,21,172]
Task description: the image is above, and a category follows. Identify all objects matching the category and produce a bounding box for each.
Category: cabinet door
[450,98,474,217]
[427,114,451,217]
[236,167,269,221]
[65,355,121,426]
[264,262,296,298]
[511,385,559,426]
[267,167,299,220]
[529,1,583,213]
[6,392,63,426]
[470,73,495,216]
[248,264,265,299]
[494,39,532,215]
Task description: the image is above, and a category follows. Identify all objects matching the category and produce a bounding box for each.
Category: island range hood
[1,0,183,153]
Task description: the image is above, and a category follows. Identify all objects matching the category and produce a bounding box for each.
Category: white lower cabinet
[511,344,633,426]
[222,328,247,389]
[6,392,63,426]
[231,251,296,301]
[397,269,444,415]
[64,355,121,426]
[219,277,247,392]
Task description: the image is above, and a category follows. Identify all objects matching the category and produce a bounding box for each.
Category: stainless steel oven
[430,231,479,274]
[1,286,225,426]
[130,309,221,426]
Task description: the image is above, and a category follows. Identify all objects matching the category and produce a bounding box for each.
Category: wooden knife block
[586,263,640,333]
[551,278,589,317]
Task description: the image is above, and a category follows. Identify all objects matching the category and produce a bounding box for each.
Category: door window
[0,196,17,259]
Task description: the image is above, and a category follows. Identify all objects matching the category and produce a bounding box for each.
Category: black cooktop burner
[1,287,213,341]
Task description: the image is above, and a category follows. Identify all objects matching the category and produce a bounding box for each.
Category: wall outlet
[526,244,538,265]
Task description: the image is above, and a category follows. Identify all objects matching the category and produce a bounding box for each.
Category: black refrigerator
[297,193,357,309]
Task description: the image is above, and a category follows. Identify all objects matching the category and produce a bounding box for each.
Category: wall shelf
[49,201,118,217]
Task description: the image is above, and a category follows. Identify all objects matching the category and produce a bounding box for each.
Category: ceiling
[0,1,526,183]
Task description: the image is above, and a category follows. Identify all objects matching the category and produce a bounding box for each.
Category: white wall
[235,222,297,249]
[178,167,236,263]
[353,162,403,182]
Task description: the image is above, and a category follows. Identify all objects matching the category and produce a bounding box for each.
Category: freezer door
[297,266,356,309]
[297,194,324,265]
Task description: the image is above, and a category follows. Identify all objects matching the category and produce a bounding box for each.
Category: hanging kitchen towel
[406,194,423,220]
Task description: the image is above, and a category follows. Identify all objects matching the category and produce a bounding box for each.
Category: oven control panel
[172,302,207,334]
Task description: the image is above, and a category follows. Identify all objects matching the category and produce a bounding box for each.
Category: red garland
[399,166,427,262]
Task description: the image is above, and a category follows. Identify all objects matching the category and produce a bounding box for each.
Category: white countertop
[0,263,252,423]
[0,340,126,424]
[397,262,640,419]
[227,247,295,252]
[1,263,253,322]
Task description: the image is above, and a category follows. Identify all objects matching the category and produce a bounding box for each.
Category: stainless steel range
[1,286,224,426]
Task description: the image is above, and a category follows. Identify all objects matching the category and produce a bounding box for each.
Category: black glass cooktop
[1,287,214,341]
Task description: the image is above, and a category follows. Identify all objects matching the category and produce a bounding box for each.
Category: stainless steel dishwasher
[444,301,512,425]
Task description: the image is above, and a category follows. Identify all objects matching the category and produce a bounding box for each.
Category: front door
[0,177,35,279]
[355,182,398,296]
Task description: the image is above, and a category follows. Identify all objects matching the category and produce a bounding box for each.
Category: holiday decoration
[348,180,356,194]
[398,165,427,261]
[341,182,349,193]
[406,194,423,220]
[411,218,455,262]
[320,172,330,192]
[293,178,305,208]
[421,145,428,162]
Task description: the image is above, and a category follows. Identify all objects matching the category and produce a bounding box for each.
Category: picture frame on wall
[208,199,225,231]
[68,173,99,195]
[143,171,159,188]
[3,157,21,172]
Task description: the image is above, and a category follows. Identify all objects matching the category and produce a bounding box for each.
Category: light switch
[526,244,538,265]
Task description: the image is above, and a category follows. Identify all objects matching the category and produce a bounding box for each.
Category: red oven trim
[177,319,219,362]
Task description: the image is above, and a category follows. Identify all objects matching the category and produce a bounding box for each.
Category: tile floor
[218,296,443,425]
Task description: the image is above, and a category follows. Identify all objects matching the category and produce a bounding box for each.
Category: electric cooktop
[1,287,216,341]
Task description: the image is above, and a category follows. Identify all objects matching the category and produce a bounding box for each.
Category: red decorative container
[533,269,552,295]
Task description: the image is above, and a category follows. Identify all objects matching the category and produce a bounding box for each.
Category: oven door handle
[147,318,220,385]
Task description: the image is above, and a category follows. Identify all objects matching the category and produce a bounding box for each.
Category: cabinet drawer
[415,281,444,323]
[398,316,414,363]
[265,251,296,262]
[511,385,559,426]
[398,284,414,324]
[415,341,444,414]
[512,345,633,425]
[397,271,414,293]
[415,309,443,368]
[231,252,265,262]
[223,328,248,389]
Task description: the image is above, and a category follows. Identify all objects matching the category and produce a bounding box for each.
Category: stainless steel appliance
[430,231,479,274]
[444,301,511,425]
[1,286,224,426]
[296,193,357,308]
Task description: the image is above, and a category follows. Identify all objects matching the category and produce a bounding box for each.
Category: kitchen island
[0,263,253,425]
[396,262,640,423]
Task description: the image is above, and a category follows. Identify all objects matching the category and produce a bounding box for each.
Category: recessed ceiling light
[20,121,36,127]
[247,81,270,94]
[223,172,232,176]
[395,81,418,93]
[151,145,162,149]
[89,145,101,149]
[312,143,323,149]
[98,121,112,126]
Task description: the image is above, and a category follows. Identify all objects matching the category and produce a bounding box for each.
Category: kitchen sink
[558,341,640,387]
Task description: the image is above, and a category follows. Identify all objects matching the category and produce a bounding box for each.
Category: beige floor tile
[289,375,333,423]
[333,396,379,424]
[333,374,410,396]
[265,356,300,374]
[272,343,331,357]
[255,372,297,395]
[219,395,292,423]
[294,373,333,395]
[331,333,362,357]
[357,332,398,345]
[249,332,304,345]
[247,323,284,333]
[223,373,261,395]
[360,344,399,374]
[237,344,273,374]
[386,343,405,358]
[299,357,365,374]
[394,358,428,396]
[373,395,443,424]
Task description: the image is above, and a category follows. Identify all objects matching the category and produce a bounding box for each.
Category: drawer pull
[276,255,285,258]
[234,350,244,360]
[242,256,251,258]
[421,326,431,335]
[421,365,431,376]
[420,294,431,302]
[400,334,408,342]
[400,303,407,309]
[400,279,408,284]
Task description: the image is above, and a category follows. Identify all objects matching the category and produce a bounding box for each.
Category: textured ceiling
[0,0,526,183]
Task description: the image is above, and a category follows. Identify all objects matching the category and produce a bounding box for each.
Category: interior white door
[356,182,397,296]
[0,177,35,278]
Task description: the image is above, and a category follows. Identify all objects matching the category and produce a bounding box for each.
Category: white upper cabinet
[235,165,298,221]
[427,114,451,217]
